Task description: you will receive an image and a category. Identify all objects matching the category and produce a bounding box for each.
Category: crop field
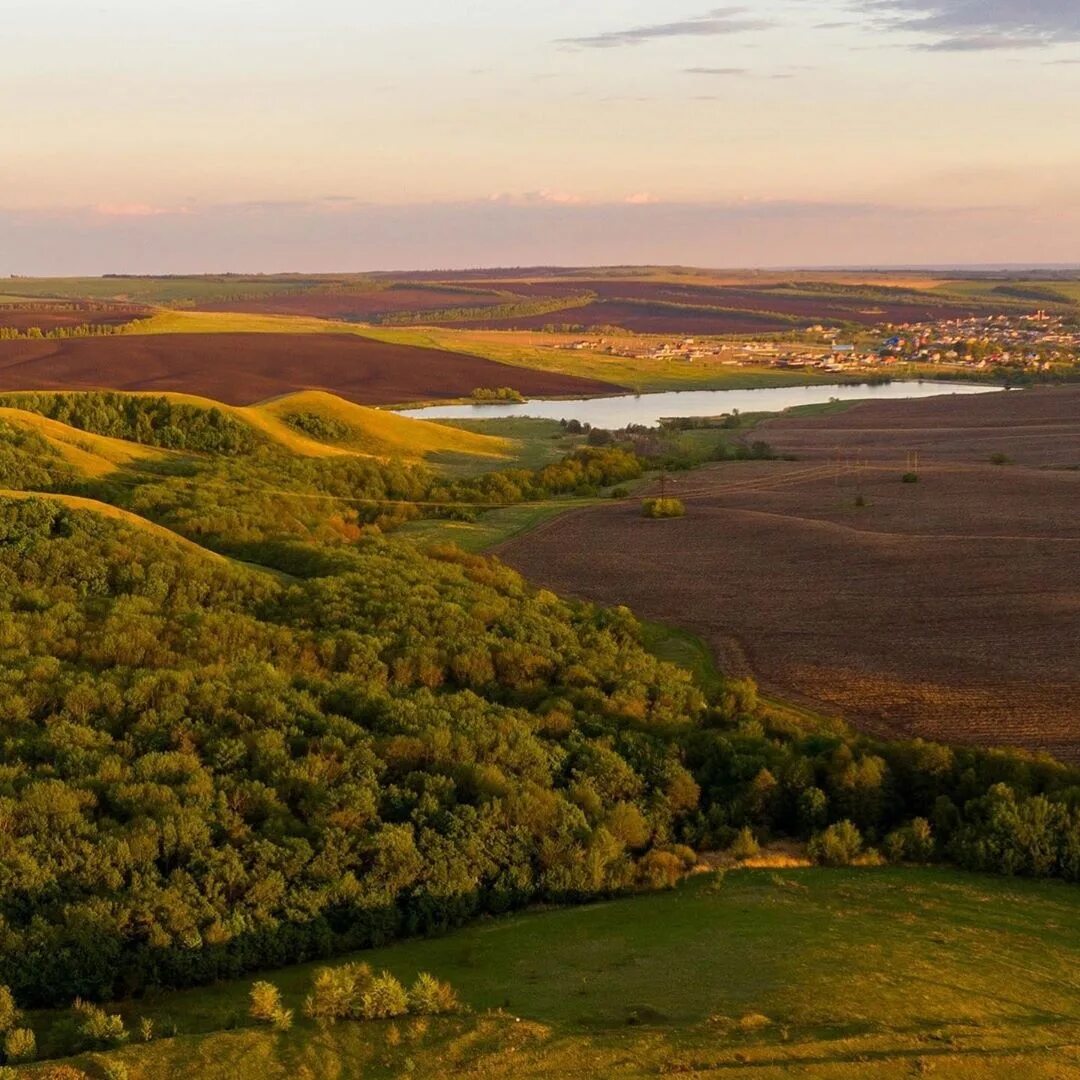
[434,278,1022,333]
[0,331,619,406]
[499,387,1080,760]
[23,868,1080,1079]
[0,300,149,332]
[193,284,519,320]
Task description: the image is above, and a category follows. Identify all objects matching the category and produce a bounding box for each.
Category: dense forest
[0,393,1077,1013]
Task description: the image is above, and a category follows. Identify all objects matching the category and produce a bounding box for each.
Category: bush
[0,987,18,1034]
[138,1017,154,1042]
[808,821,863,867]
[249,981,283,1024]
[854,494,867,507]
[39,1069,91,1080]
[636,849,685,890]
[271,1008,294,1032]
[609,486,630,499]
[729,826,761,862]
[884,817,935,863]
[989,453,1011,466]
[901,472,919,483]
[3,1027,36,1062]
[407,974,460,1016]
[358,972,409,1020]
[72,1000,127,1048]
[304,963,374,1025]
[471,387,525,403]
[642,497,685,519]
[100,1061,129,1080]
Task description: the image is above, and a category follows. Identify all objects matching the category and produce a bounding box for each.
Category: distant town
[556,309,1080,377]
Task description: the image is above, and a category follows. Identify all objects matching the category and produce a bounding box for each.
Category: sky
[2,0,1079,272]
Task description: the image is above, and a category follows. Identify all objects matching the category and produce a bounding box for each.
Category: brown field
[0,302,148,332]
[0,332,620,405]
[428,280,1024,333]
[498,387,1080,759]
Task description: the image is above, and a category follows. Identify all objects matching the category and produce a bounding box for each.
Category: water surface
[401,381,1001,429]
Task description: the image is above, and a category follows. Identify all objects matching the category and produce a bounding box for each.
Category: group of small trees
[249,965,459,1032]
[0,985,35,1064]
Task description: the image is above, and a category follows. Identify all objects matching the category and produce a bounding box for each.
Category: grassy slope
[254,390,510,462]
[0,388,511,466]
[0,489,231,561]
[0,407,168,477]
[28,869,1080,1079]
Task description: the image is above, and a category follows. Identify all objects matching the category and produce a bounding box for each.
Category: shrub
[729,826,761,862]
[901,472,919,483]
[358,972,409,1020]
[101,1061,129,1080]
[884,817,935,863]
[283,411,351,442]
[808,821,863,867]
[407,974,460,1016]
[471,387,525,403]
[642,497,685,519]
[0,987,18,1034]
[72,1000,127,1047]
[854,493,867,507]
[271,1007,294,1032]
[3,1027,36,1062]
[304,963,374,1025]
[636,849,685,890]
[249,981,283,1024]
[39,1068,90,1080]
[989,453,1011,466]
[138,1017,154,1042]
[609,486,630,499]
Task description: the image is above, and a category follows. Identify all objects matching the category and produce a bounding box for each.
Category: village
[554,309,1080,376]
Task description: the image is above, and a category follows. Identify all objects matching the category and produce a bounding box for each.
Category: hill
[23,868,1080,1079]
[251,390,510,461]
[0,406,167,477]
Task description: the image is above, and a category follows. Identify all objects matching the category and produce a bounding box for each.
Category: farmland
[498,386,1080,759]
[19,868,1080,1079]
[0,331,618,405]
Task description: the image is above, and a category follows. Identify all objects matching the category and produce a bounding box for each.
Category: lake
[400,381,1001,430]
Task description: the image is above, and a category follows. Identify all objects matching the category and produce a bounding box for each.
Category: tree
[407,973,460,1016]
[0,988,18,1035]
[249,981,283,1024]
[3,1027,36,1063]
[358,972,409,1020]
[808,821,863,867]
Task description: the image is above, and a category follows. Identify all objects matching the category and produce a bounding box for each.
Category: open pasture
[499,388,1080,759]
[26,869,1080,1079]
[0,331,619,406]
[193,283,518,320]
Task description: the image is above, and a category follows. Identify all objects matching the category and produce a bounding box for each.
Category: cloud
[684,66,751,75]
[94,203,191,218]
[856,0,1080,51]
[488,190,586,206]
[557,7,773,49]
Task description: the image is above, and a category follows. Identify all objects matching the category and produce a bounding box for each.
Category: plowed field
[499,387,1080,759]
[0,332,621,405]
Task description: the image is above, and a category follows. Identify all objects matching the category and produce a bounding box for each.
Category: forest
[0,392,1077,1015]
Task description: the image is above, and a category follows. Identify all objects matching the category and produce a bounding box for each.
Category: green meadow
[24,868,1080,1079]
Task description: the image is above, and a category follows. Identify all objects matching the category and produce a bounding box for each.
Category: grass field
[24,868,1080,1078]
